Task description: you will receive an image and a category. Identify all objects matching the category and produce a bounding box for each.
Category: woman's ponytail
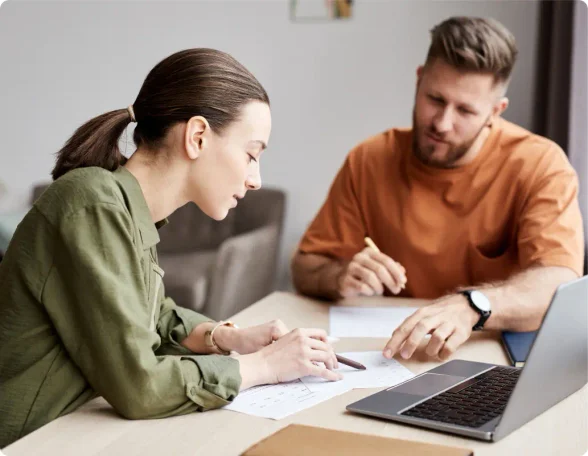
[51,107,134,180]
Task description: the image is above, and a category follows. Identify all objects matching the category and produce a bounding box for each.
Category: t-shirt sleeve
[517,147,585,276]
[298,152,367,259]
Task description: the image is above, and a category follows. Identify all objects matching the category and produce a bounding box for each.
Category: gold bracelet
[204,320,238,355]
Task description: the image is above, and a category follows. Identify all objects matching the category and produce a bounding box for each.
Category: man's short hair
[426,17,518,87]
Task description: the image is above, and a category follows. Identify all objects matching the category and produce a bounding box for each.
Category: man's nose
[432,107,453,134]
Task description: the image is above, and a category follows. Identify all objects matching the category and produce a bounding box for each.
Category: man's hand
[383,294,480,360]
[337,247,407,298]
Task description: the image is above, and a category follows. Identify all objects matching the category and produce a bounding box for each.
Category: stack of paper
[223,351,414,420]
[329,307,418,338]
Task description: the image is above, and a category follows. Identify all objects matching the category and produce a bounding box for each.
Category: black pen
[336,354,367,370]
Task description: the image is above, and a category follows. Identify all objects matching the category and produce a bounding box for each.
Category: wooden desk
[4,292,587,455]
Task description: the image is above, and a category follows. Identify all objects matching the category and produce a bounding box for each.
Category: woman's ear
[184,116,210,160]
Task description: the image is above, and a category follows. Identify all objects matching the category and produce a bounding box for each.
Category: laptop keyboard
[400,366,521,428]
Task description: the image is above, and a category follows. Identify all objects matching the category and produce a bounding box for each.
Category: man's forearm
[471,266,578,331]
[291,251,346,300]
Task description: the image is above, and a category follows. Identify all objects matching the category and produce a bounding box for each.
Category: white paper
[223,379,340,420]
[329,306,418,338]
[223,352,414,420]
[301,351,415,394]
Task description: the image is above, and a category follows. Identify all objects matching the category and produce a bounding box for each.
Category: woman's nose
[245,170,261,190]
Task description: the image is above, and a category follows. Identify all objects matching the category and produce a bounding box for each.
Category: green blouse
[0,166,241,449]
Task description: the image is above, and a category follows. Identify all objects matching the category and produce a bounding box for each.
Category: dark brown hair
[52,49,269,180]
[425,17,518,86]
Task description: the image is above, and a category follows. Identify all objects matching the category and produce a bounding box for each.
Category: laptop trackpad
[391,373,464,396]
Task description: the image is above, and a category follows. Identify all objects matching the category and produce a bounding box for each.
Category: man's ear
[488,97,509,126]
[416,65,425,86]
[184,116,210,160]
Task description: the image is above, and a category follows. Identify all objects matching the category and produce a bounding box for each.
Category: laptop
[346,275,588,442]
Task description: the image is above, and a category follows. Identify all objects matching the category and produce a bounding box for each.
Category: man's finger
[349,262,384,295]
[359,282,374,296]
[397,316,443,359]
[383,308,431,358]
[341,275,373,297]
[377,254,407,289]
[425,322,455,357]
[439,329,469,360]
[365,249,407,289]
[355,254,397,293]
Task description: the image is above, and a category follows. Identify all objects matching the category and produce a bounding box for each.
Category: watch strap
[461,290,491,331]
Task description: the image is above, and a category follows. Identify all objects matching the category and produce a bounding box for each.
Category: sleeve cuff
[521,256,583,277]
[173,306,212,340]
[158,298,212,349]
[181,355,242,410]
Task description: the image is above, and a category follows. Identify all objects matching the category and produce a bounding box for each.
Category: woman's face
[188,101,271,220]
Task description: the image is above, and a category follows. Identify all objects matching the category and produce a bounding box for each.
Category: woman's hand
[237,328,343,390]
[217,319,289,355]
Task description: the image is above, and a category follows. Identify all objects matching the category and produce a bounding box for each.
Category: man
[291,17,584,362]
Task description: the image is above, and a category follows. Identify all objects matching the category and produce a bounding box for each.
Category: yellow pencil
[364,236,380,253]
[364,236,406,289]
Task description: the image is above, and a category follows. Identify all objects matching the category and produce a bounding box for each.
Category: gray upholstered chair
[157,188,286,320]
[32,185,48,203]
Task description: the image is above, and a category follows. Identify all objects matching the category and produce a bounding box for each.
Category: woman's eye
[247,153,258,163]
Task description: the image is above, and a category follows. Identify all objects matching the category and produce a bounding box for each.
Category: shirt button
[190,387,197,396]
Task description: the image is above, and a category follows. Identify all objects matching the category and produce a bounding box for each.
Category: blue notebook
[501,331,537,367]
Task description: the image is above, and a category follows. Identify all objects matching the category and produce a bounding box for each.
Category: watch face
[470,290,491,312]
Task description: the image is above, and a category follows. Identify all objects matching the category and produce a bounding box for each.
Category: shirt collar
[113,166,168,249]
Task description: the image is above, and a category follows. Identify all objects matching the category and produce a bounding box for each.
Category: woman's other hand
[237,328,342,390]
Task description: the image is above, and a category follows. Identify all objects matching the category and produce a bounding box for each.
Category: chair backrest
[158,203,237,254]
[158,187,286,254]
[31,184,50,203]
[234,187,285,235]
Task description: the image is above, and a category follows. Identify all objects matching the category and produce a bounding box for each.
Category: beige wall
[0,0,543,288]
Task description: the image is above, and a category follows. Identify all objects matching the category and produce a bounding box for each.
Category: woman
[0,48,342,448]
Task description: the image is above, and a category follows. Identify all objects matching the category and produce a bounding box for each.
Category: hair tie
[127,105,136,123]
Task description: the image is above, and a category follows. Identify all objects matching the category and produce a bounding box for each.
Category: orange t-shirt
[298,118,584,299]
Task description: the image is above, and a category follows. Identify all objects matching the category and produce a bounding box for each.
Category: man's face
[412,59,503,168]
